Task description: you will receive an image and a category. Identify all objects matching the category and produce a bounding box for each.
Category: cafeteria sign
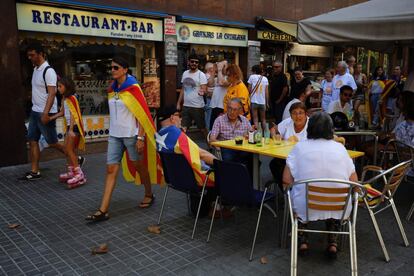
[257,30,294,42]
[176,22,248,47]
[16,3,163,41]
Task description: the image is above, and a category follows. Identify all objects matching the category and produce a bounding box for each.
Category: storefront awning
[264,19,297,38]
[297,0,414,52]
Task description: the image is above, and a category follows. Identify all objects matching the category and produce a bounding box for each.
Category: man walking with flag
[86,57,162,222]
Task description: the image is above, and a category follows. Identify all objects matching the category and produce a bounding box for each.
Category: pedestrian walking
[204,62,215,130]
[176,54,208,136]
[321,69,335,111]
[209,60,229,129]
[19,42,66,181]
[248,64,269,130]
[86,57,161,222]
[49,77,86,189]
[223,64,251,120]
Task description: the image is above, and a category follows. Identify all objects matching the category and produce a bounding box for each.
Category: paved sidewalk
[1,152,414,275]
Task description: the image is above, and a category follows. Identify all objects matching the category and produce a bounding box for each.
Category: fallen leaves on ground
[260,256,268,264]
[91,243,108,255]
[8,223,21,229]
[147,225,161,234]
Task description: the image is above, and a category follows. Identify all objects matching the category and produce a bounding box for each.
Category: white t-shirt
[282,98,301,120]
[63,100,71,126]
[327,99,352,115]
[321,79,333,111]
[210,78,227,109]
[286,139,356,222]
[31,61,58,113]
[108,96,139,138]
[278,117,308,141]
[181,70,208,108]
[331,73,357,102]
[248,74,268,105]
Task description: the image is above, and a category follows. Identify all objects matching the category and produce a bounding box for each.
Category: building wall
[0,0,27,166]
[68,0,367,23]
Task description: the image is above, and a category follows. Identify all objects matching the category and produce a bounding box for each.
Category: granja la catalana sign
[176,23,248,47]
[16,3,163,41]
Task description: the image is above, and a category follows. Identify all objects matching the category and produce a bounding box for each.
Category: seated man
[156,105,216,170]
[327,85,353,117]
[209,98,253,173]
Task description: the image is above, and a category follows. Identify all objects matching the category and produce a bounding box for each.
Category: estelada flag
[366,79,396,126]
[64,95,86,151]
[156,125,214,187]
[108,75,163,185]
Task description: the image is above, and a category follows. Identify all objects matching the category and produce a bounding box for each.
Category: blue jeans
[370,93,381,125]
[205,98,212,130]
[221,148,253,179]
[27,111,58,144]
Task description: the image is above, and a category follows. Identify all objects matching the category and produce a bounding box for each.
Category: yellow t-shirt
[223,82,251,120]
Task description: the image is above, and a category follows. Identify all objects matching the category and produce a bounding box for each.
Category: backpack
[43,66,62,109]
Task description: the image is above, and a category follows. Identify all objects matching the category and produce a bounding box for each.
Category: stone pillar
[0,0,27,166]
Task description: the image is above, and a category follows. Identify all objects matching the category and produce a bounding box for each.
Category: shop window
[19,34,154,118]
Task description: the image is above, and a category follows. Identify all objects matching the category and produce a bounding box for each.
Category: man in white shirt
[176,54,208,136]
[327,85,353,115]
[20,43,65,181]
[332,61,357,102]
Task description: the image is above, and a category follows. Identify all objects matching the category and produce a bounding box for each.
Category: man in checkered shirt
[210,98,253,173]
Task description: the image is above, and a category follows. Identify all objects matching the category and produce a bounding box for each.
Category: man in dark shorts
[176,54,208,137]
[20,43,66,180]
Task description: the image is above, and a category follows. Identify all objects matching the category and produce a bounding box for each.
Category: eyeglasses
[190,60,199,64]
[291,111,306,116]
[228,107,241,112]
[111,65,120,71]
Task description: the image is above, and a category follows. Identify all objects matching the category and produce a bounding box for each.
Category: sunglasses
[111,65,120,71]
[273,65,281,68]
[190,60,199,64]
[343,93,353,97]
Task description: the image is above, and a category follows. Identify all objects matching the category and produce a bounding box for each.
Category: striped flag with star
[108,75,163,185]
[156,125,214,187]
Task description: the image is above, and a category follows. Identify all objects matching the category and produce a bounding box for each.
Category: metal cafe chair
[207,159,276,261]
[207,131,222,160]
[360,160,412,262]
[158,152,212,239]
[286,179,365,276]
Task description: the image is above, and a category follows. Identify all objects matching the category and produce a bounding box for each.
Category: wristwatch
[137,136,145,141]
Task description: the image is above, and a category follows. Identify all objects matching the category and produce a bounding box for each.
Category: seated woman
[269,102,308,189]
[283,112,358,258]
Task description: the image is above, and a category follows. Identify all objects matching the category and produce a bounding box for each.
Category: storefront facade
[17,3,163,141]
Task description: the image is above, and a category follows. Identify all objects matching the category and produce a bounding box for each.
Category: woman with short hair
[282,112,358,258]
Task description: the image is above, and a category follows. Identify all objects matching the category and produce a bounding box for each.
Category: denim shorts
[107,136,142,164]
[27,111,58,144]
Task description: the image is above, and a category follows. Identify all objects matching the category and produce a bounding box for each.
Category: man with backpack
[19,42,66,180]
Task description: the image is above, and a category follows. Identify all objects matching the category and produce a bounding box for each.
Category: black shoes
[18,171,42,181]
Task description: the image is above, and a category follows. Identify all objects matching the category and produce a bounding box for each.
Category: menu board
[142,58,160,108]
[165,35,178,65]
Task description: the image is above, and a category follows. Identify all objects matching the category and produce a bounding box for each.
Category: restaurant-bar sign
[176,22,248,47]
[16,3,163,41]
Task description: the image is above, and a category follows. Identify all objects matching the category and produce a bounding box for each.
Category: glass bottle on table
[264,123,270,145]
[255,124,263,147]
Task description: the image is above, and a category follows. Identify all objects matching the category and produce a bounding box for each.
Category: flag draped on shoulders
[108,75,163,185]
[366,79,396,125]
[156,125,214,187]
[64,95,86,151]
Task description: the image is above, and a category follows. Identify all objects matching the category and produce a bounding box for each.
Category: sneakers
[59,166,74,183]
[67,167,86,189]
[78,156,86,168]
[18,171,41,181]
